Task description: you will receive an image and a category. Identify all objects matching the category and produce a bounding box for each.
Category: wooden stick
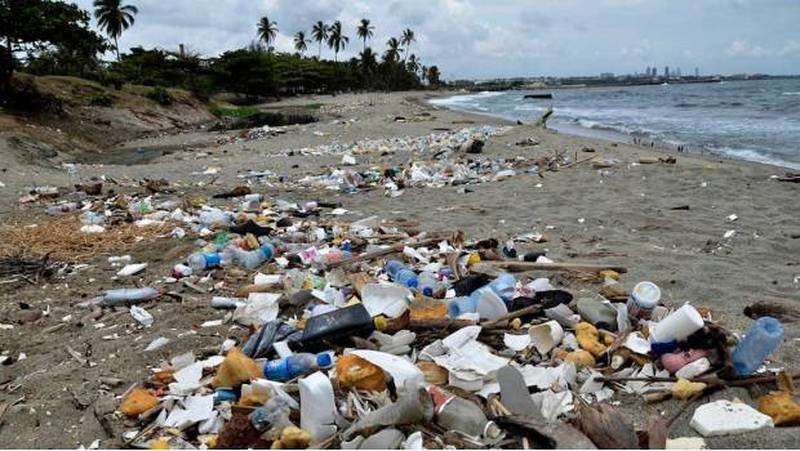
[324,233,453,269]
[479,260,628,274]
[480,304,543,328]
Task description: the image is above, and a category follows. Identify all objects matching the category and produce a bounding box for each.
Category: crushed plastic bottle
[731,316,784,376]
[385,260,418,289]
[264,352,333,381]
[232,242,276,270]
[428,386,501,439]
[100,287,158,306]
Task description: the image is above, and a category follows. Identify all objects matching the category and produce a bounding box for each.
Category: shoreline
[426,88,800,172]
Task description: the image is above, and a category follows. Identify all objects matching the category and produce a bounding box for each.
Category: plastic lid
[422,287,434,297]
[631,281,661,307]
[407,278,418,289]
[316,353,332,368]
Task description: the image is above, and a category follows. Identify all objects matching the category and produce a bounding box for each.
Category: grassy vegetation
[209,105,261,118]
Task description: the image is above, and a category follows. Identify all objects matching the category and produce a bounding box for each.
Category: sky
[72,0,800,80]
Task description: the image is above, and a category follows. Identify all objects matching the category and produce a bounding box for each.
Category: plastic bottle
[731,316,784,376]
[264,352,333,381]
[101,287,158,306]
[313,249,353,268]
[427,386,501,439]
[187,252,222,271]
[447,296,477,318]
[46,202,78,216]
[384,260,418,289]
[233,242,276,270]
[418,271,442,297]
[480,273,516,303]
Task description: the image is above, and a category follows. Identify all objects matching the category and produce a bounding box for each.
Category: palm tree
[326,21,349,62]
[294,31,309,55]
[401,28,416,63]
[385,37,401,63]
[93,0,139,61]
[420,65,428,83]
[427,65,441,87]
[311,21,328,59]
[359,48,378,74]
[407,54,420,74]
[257,16,278,51]
[356,19,374,52]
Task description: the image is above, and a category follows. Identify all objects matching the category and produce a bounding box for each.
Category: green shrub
[88,93,113,107]
[209,105,260,118]
[147,86,174,106]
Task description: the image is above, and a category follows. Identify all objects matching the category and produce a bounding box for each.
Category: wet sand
[0,91,798,448]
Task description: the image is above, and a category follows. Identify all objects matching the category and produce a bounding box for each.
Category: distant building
[600,72,615,79]
[664,66,670,77]
[677,67,682,77]
[695,67,699,77]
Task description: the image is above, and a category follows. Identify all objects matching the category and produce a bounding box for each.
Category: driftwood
[477,260,628,274]
[324,232,457,270]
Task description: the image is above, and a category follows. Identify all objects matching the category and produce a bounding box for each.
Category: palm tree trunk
[318,42,322,59]
[363,39,366,53]
[114,36,120,61]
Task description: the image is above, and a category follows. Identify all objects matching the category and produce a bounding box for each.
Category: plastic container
[428,386,501,439]
[485,273,516,303]
[651,304,704,343]
[576,298,618,331]
[264,352,333,381]
[627,281,661,319]
[447,287,508,320]
[187,252,222,271]
[299,303,377,352]
[731,316,784,376]
[418,271,442,297]
[385,260,418,289]
[101,287,158,306]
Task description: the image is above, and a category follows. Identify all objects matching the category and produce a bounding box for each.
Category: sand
[0,91,798,448]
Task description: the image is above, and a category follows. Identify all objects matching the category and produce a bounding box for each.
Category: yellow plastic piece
[212,347,262,388]
[671,378,707,400]
[119,388,159,417]
[564,350,595,368]
[575,322,607,357]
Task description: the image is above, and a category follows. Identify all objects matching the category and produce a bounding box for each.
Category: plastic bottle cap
[423,287,434,297]
[407,279,418,289]
[467,253,481,266]
[316,353,332,368]
[373,316,388,330]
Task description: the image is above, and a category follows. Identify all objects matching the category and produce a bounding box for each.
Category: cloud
[72,0,800,78]
[725,40,770,57]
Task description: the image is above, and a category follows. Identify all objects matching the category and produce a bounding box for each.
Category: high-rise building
[646,66,651,77]
[664,66,670,77]
[695,67,699,77]
[677,67,682,77]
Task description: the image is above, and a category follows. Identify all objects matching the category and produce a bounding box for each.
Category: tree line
[0,0,443,107]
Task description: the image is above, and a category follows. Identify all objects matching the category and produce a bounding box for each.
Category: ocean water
[430,79,800,170]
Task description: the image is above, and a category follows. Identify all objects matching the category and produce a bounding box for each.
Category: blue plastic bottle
[385,260,418,289]
[264,352,333,381]
[731,316,784,376]
[187,252,222,271]
[447,296,477,318]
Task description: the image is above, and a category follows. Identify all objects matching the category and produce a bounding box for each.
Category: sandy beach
[1,91,799,448]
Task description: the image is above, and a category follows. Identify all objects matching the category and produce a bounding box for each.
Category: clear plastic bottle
[233,242,276,270]
[731,316,784,376]
[264,352,333,381]
[418,271,442,297]
[46,202,78,216]
[385,260,418,289]
[428,386,500,439]
[447,296,477,318]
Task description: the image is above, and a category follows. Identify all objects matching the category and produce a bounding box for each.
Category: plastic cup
[651,304,704,343]
[528,320,565,355]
